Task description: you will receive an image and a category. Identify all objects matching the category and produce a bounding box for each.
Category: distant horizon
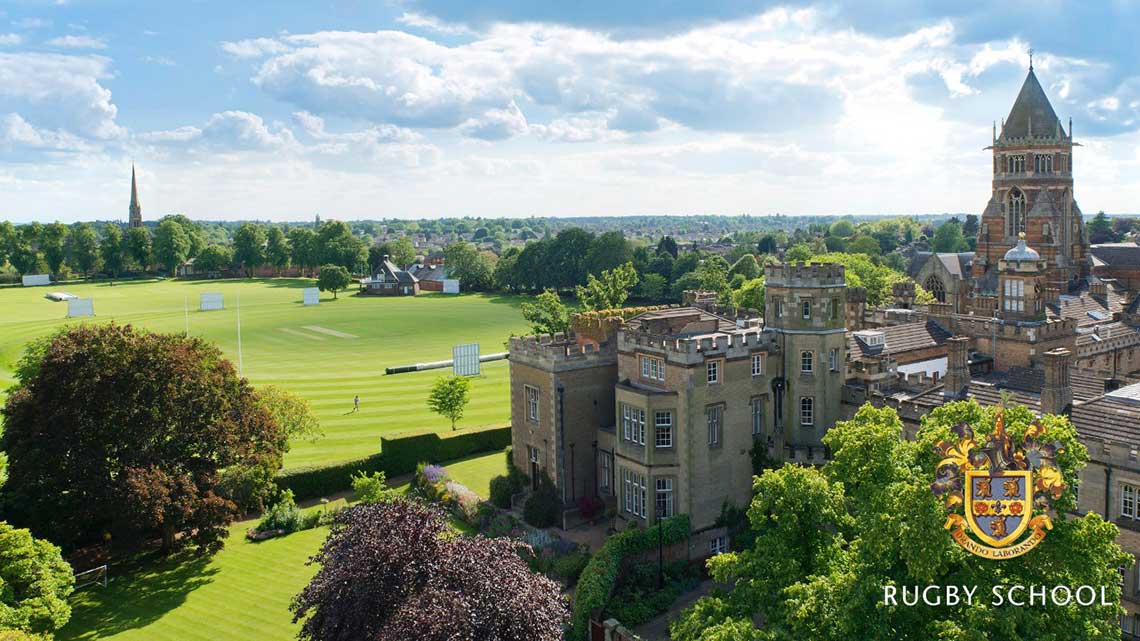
[2,2,1139,221]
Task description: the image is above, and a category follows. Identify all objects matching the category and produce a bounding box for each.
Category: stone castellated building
[509,262,847,554]
[128,164,143,229]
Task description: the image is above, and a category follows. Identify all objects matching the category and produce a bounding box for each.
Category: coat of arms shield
[964,469,1032,548]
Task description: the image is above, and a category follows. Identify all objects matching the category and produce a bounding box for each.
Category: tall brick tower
[972,61,1088,294]
[128,164,143,229]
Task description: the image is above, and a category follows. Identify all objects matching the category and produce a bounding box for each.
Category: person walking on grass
[352,395,360,413]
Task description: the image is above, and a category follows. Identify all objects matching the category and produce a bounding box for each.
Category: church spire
[128,164,143,229]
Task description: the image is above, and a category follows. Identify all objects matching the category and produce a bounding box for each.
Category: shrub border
[275,424,510,501]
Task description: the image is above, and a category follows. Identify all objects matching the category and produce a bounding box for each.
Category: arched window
[924,275,946,303]
[800,350,813,374]
[1007,188,1026,237]
[800,397,814,427]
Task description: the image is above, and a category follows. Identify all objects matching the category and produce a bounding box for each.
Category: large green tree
[265,226,291,275]
[575,262,638,311]
[317,220,366,272]
[65,222,101,277]
[153,218,191,275]
[233,223,267,277]
[521,289,572,335]
[932,218,967,252]
[39,223,69,278]
[671,402,1128,641]
[443,242,494,291]
[0,522,74,636]
[194,244,233,273]
[376,237,416,269]
[99,224,125,279]
[585,231,633,276]
[125,226,152,272]
[288,227,318,277]
[317,264,352,299]
[0,324,286,554]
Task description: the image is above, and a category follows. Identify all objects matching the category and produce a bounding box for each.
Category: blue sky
[2,0,1139,222]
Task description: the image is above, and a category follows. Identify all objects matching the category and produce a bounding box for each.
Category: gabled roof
[373,259,418,284]
[1000,68,1066,142]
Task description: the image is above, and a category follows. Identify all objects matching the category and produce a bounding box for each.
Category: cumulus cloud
[45,34,106,49]
[0,33,21,45]
[459,102,528,140]
[0,52,123,143]
[140,110,295,151]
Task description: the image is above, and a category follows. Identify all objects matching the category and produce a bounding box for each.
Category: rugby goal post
[302,287,320,306]
[200,292,225,311]
[67,298,95,318]
[74,565,108,590]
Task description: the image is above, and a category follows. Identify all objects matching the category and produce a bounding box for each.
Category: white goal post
[74,565,108,590]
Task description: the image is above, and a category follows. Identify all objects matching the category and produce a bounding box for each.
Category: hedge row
[569,514,691,641]
[380,424,512,477]
[276,424,510,501]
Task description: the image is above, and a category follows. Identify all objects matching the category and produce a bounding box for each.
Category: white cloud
[459,102,528,140]
[0,52,123,142]
[221,37,291,58]
[0,33,21,45]
[45,34,106,49]
[140,111,295,151]
[395,12,474,36]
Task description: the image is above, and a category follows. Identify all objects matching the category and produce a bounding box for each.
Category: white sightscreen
[67,298,94,318]
[200,293,225,311]
[453,343,480,376]
[302,287,320,306]
[22,274,50,287]
[442,279,460,294]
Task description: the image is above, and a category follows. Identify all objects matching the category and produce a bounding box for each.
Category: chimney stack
[1040,348,1073,416]
[1090,279,1108,303]
[943,336,971,401]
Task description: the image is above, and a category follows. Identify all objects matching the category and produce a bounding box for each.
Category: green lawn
[59,449,510,641]
[0,279,526,468]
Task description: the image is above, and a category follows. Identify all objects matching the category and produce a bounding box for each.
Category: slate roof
[999,68,1066,142]
[847,320,952,359]
[373,259,418,284]
[967,381,1041,414]
[1071,385,1140,445]
[907,252,973,279]
[415,264,451,282]
[1090,243,1140,267]
[1072,370,1110,402]
[625,307,739,336]
[1046,282,1127,326]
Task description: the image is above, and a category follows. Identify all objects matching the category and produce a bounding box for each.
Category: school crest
[932,410,1066,559]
